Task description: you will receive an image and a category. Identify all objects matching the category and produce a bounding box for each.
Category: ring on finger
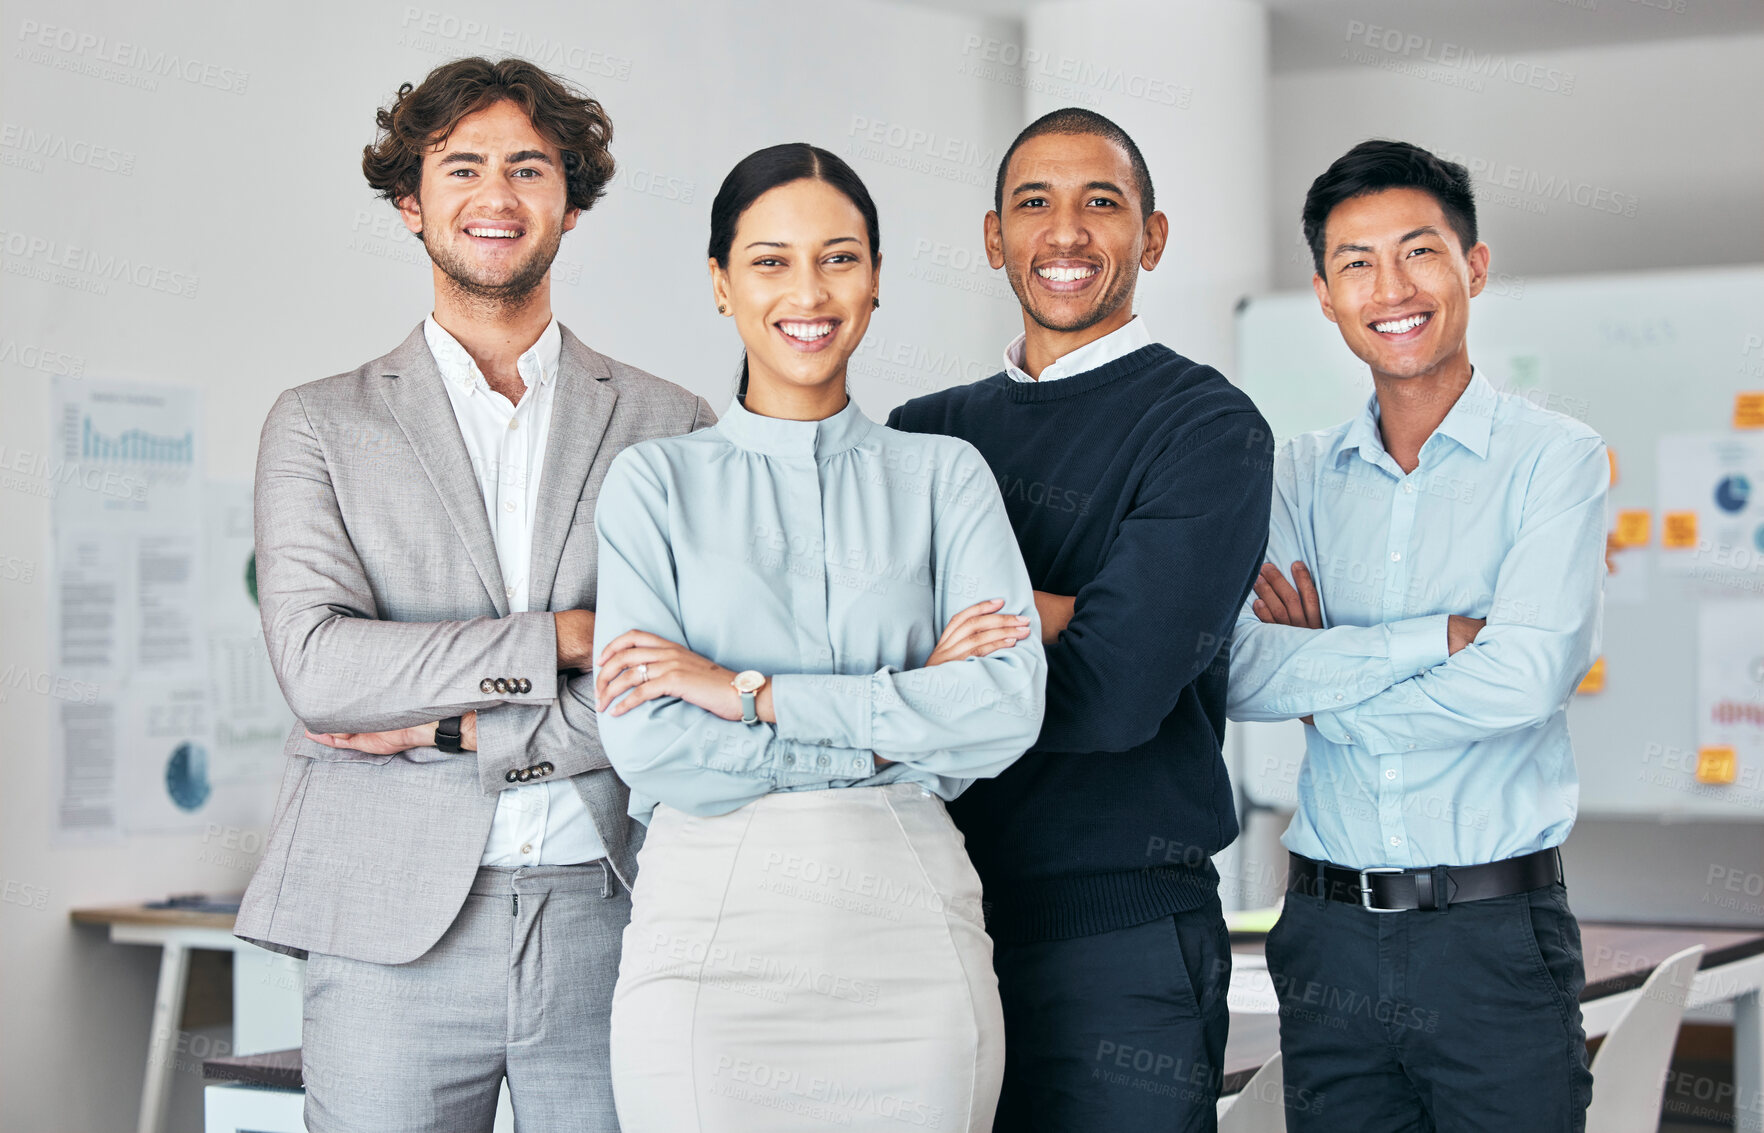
[637,663,649,684]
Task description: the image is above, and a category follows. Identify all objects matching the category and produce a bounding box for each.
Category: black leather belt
[1287,848,1562,912]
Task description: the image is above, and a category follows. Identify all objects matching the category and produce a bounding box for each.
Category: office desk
[88,907,1763,1132]
[70,903,302,1133]
[1222,921,1764,1130]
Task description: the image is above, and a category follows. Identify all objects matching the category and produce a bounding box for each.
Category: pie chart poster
[1657,431,1764,589]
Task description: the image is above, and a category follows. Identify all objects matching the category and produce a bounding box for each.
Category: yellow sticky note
[1612,509,1652,548]
[1662,511,1699,549]
[1576,657,1606,695]
[1735,392,1764,430]
[1696,746,1737,785]
[1607,448,1618,486]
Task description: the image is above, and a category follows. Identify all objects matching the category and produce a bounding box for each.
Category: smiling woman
[592,142,1046,1132]
[704,142,882,411]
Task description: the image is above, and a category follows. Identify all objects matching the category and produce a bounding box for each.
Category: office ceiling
[902,0,1764,69]
[1262,0,1764,72]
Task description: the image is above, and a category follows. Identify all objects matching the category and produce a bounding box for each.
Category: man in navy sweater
[889,108,1273,1132]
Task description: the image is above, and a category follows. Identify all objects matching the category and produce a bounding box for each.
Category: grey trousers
[302,862,631,1133]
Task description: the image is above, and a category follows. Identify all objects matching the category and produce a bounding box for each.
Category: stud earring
[872,297,880,310]
[717,304,727,315]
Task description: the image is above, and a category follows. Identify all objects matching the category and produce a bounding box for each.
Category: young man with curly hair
[234,57,711,1132]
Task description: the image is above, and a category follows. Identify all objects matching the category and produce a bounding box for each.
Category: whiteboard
[1230,265,1764,820]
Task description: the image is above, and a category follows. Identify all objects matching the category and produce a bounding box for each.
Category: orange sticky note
[1612,509,1651,547]
[1607,448,1618,485]
[1662,511,1699,549]
[1735,392,1764,430]
[1696,746,1737,785]
[1576,657,1605,695]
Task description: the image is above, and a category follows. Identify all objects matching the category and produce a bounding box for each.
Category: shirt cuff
[770,739,872,784]
[1310,707,1358,748]
[1386,615,1450,683]
[770,673,873,750]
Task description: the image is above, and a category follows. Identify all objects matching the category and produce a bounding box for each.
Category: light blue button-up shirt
[1227,372,1608,869]
[593,395,1047,824]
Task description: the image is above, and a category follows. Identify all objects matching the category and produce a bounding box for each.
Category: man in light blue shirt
[1227,140,1607,1131]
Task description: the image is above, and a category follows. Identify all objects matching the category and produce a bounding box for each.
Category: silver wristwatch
[730,670,767,725]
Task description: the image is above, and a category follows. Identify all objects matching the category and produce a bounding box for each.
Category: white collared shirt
[1003,314,1153,383]
[424,315,607,868]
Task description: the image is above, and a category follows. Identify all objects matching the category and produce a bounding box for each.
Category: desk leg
[138,940,190,1133]
[1738,989,1763,1133]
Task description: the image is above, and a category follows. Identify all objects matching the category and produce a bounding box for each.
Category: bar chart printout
[49,377,205,841]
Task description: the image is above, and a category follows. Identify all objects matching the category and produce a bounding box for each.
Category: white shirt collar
[1003,315,1152,383]
[423,315,562,395]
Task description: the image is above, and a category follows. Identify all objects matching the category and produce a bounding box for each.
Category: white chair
[1585,943,1705,1133]
[1217,1050,1287,1133]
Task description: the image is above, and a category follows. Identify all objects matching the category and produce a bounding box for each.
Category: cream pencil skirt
[609,783,1005,1132]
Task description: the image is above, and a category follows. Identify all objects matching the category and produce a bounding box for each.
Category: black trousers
[991,893,1231,1132]
[1265,880,1593,1132]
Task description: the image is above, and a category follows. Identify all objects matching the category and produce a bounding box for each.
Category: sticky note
[1696,746,1737,785]
[1612,509,1651,547]
[1662,511,1698,549]
[1575,657,1605,695]
[1735,392,1764,430]
[1607,448,1618,485]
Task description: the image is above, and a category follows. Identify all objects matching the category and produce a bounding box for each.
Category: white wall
[1025,0,1270,374]
[1268,33,1764,287]
[0,1,1022,1128]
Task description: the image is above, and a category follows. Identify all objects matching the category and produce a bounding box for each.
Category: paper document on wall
[1657,432,1764,592]
[203,481,292,792]
[50,377,206,841]
[1696,601,1764,810]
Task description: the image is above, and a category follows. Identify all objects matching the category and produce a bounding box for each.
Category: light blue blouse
[592,395,1047,824]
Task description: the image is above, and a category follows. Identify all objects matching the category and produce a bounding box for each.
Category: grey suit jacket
[235,323,714,963]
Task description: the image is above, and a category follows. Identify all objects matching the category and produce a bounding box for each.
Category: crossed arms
[1225,435,1610,754]
[255,387,608,795]
[586,445,1047,818]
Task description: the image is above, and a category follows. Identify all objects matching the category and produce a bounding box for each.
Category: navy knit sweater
[888,343,1273,942]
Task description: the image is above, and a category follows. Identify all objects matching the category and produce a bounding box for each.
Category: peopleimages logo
[397,7,632,82]
[957,34,1192,109]
[0,229,200,300]
[1427,145,1639,219]
[1342,21,1576,96]
[0,122,136,176]
[15,20,249,94]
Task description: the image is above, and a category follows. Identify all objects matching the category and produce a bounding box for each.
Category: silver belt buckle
[1358,866,1406,912]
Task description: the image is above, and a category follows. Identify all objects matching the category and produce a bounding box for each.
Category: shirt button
[1403,482,1415,493]
[508,419,520,430]
[505,585,517,598]
[1389,551,1401,562]
[504,500,518,513]
[1389,836,1402,847]
[1385,769,1397,780]
[520,843,533,855]
[1334,693,1343,701]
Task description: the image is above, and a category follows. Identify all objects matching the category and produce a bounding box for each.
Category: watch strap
[435,715,465,753]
